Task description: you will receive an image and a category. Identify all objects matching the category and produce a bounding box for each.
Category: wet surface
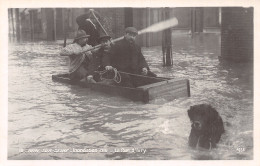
[8,34,253,160]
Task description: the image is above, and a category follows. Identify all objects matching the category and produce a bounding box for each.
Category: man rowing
[60,30,95,82]
[60,30,113,83]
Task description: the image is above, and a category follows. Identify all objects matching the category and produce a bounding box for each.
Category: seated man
[60,30,95,82]
[89,35,114,82]
[111,27,156,76]
[110,27,156,87]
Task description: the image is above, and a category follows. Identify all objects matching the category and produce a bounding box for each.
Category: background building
[8,7,221,46]
[8,7,253,62]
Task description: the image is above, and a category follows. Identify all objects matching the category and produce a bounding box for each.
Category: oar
[80,16,178,53]
[138,17,178,35]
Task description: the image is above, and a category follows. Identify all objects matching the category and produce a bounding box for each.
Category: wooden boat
[52,71,190,103]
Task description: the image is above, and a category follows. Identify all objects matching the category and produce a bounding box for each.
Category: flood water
[8,33,253,160]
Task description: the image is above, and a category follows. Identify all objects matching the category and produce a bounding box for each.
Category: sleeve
[110,44,122,68]
[137,46,149,69]
[102,50,111,67]
[60,45,76,56]
[82,45,93,56]
[109,45,116,67]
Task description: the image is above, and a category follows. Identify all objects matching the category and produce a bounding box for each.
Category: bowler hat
[98,35,111,43]
[74,30,90,41]
[125,27,138,35]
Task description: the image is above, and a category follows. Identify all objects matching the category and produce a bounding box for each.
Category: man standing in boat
[76,10,101,46]
[60,30,95,82]
[111,27,156,77]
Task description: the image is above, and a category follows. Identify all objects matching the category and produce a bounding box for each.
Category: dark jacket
[111,38,149,74]
[87,48,111,75]
[76,14,100,46]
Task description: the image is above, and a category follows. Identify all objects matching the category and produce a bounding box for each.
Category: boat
[52,71,190,103]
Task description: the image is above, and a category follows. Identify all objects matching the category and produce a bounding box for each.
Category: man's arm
[60,45,76,56]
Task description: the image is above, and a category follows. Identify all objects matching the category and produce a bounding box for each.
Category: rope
[94,68,121,83]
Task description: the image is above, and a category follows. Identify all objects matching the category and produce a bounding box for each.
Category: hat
[98,35,111,43]
[125,27,138,35]
[74,30,90,41]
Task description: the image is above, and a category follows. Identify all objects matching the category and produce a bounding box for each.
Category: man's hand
[141,68,148,75]
[105,66,113,70]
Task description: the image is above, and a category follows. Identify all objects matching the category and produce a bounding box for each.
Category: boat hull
[52,72,190,103]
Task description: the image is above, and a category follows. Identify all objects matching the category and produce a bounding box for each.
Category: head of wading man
[73,30,90,47]
[124,27,138,44]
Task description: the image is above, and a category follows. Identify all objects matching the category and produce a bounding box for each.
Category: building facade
[9,7,221,46]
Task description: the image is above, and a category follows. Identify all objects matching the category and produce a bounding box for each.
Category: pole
[15,9,21,42]
[10,9,15,42]
[162,7,173,66]
[29,10,35,41]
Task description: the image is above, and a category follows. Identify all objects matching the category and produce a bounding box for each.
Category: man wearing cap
[60,30,95,82]
[111,27,156,77]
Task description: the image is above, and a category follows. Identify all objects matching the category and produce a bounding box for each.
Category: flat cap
[125,27,138,35]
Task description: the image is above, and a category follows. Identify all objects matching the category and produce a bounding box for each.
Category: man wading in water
[60,30,96,83]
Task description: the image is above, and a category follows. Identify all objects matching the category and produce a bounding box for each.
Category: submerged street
[8,33,253,160]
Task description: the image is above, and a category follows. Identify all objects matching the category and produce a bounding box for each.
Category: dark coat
[76,14,100,46]
[111,38,149,74]
[86,48,111,76]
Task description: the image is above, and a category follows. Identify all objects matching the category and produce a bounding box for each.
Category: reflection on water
[8,34,253,160]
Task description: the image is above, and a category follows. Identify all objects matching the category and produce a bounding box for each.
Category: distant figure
[60,30,95,82]
[111,27,156,77]
[76,10,102,46]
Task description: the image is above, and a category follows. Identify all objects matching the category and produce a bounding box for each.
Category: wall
[11,7,221,44]
[221,7,253,62]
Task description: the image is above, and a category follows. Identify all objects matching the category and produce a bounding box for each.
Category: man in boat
[60,30,96,82]
[110,27,156,87]
[111,27,156,77]
[76,10,101,46]
[89,34,114,82]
